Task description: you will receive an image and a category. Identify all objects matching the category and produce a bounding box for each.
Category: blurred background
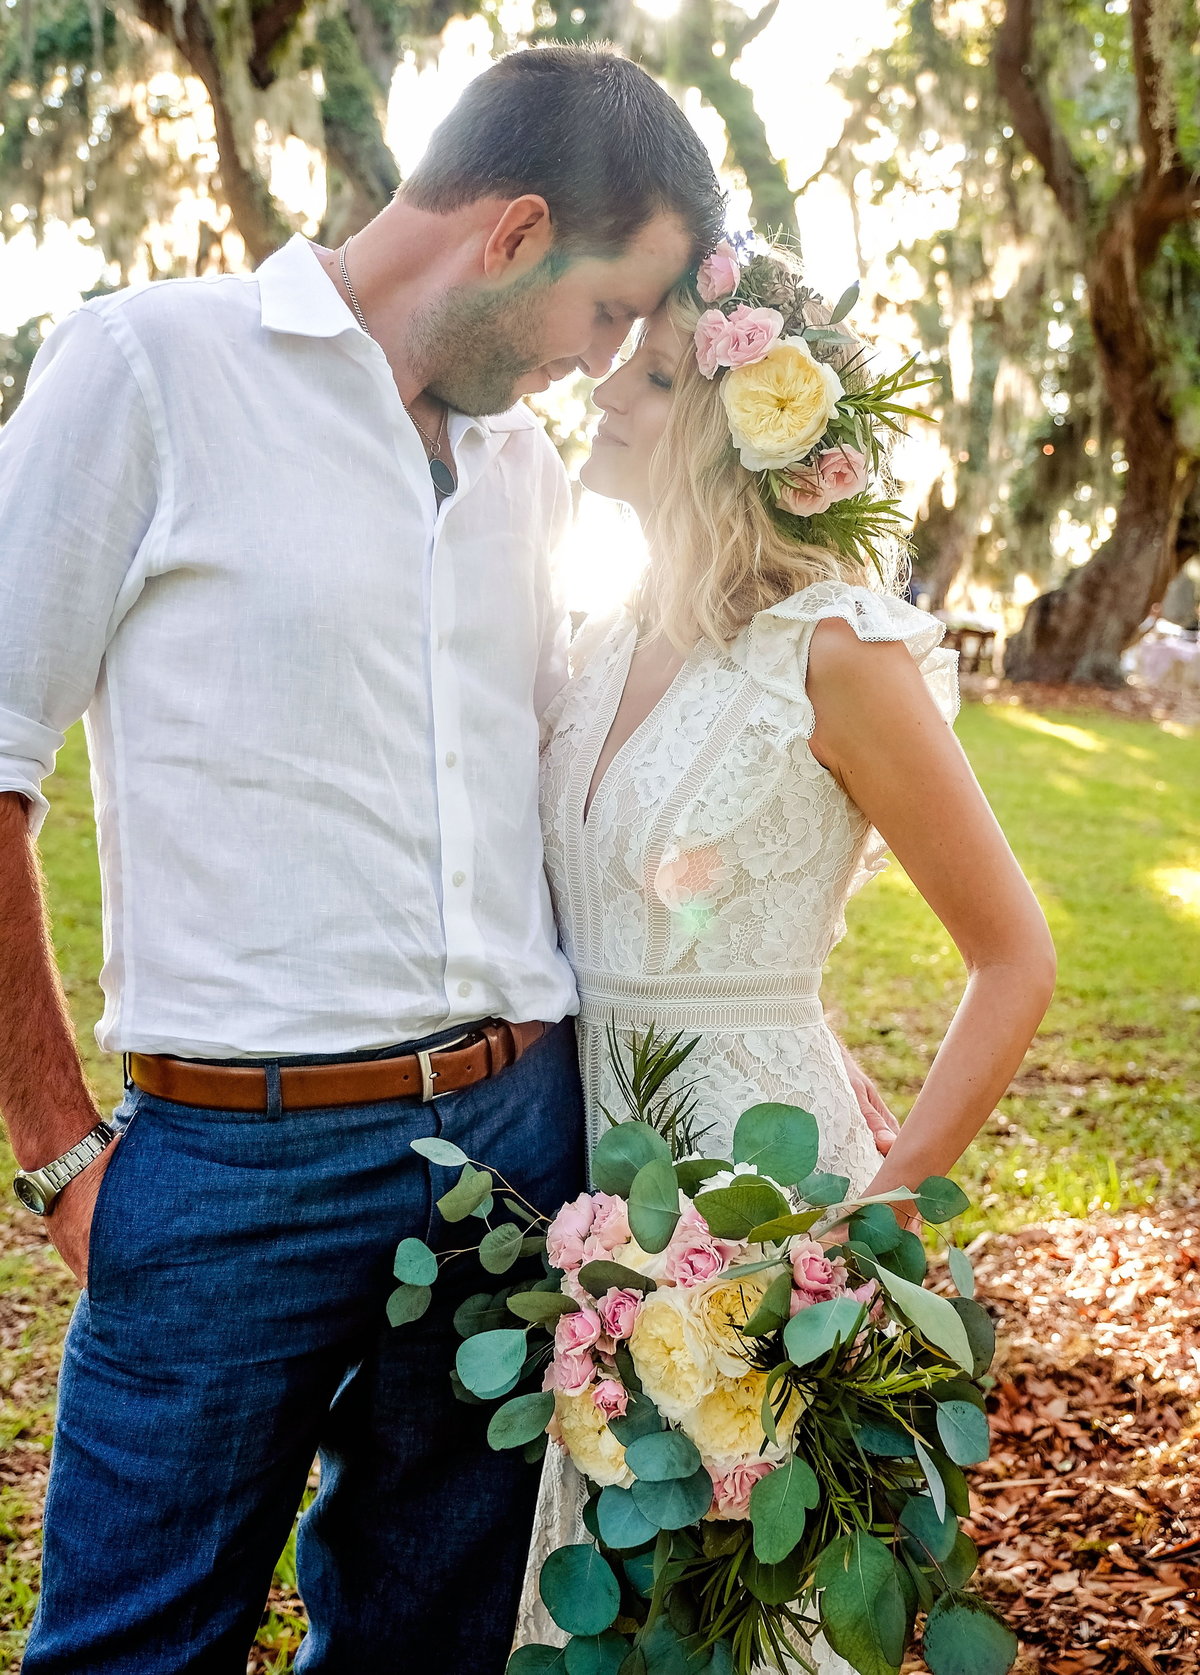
[1,4,1198,1671]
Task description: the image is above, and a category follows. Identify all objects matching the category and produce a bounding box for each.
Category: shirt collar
[257,234,540,437]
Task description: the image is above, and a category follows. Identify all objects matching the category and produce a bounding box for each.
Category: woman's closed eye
[649,372,673,391]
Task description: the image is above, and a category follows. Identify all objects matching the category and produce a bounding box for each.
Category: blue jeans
[24,1020,586,1674]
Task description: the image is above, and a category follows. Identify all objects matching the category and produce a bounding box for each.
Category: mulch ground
[908,1200,1200,1674]
[959,673,1200,728]
[5,1202,1198,1674]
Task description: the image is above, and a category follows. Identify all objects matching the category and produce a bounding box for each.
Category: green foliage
[730,1102,819,1186]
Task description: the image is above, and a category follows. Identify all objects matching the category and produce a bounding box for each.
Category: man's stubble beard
[409,274,555,417]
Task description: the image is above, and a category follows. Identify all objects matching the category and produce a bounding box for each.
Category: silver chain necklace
[338,237,456,498]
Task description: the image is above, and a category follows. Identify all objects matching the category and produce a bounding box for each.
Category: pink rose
[776,468,834,517]
[791,1239,848,1301]
[850,1279,886,1323]
[817,444,870,502]
[663,1234,726,1289]
[555,1307,603,1355]
[591,1379,630,1421]
[543,1347,596,1397]
[693,305,784,379]
[596,1287,642,1342]
[707,1459,776,1520]
[697,241,741,303]
[580,1192,631,1262]
[546,1192,595,1272]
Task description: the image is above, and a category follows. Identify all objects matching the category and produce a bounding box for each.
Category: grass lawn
[0,700,1197,1670]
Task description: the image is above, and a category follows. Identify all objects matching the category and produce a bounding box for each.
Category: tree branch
[726,0,779,58]
[994,0,1090,230]
[1130,0,1179,183]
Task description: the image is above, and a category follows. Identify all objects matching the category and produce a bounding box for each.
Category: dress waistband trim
[575,968,824,1031]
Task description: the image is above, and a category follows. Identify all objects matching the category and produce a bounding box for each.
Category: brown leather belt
[128,1020,551,1112]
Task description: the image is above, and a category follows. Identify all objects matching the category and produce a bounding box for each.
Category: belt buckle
[416,1032,472,1103]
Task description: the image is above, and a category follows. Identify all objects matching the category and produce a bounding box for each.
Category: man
[0,45,722,1674]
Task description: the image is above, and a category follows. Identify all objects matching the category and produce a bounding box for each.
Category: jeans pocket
[85,1099,144,1311]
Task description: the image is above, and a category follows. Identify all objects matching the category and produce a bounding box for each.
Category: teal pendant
[430,458,455,496]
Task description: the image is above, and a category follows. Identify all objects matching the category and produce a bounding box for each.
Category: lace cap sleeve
[734,579,960,737]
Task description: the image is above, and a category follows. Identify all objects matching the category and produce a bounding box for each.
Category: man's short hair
[402,45,726,266]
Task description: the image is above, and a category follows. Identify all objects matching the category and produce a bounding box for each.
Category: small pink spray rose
[591,1379,630,1421]
[697,241,741,303]
[694,305,785,379]
[707,1459,777,1519]
[818,444,870,501]
[554,1308,603,1354]
[596,1287,642,1342]
[546,1192,595,1271]
[543,1347,596,1397]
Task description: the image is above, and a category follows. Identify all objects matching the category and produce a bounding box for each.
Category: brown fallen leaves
[903,1199,1200,1674]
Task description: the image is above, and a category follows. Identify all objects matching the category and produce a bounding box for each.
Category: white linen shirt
[0,235,579,1057]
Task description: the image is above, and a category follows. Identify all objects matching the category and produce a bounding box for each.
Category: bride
[518,239,1056,1665]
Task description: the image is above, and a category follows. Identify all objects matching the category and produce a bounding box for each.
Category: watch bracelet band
[25,1121,116,1194]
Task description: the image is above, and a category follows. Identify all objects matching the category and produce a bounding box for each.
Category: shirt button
[457,979,472,998]
[445,751,457,768]
[452,870,466,888]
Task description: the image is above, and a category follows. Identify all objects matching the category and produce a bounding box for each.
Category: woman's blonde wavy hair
[637,251,908,651]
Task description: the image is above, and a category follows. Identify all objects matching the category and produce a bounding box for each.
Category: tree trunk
[914,485,975,610]
[313,11,401,247]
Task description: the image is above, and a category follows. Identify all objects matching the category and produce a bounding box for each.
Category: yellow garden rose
[681,1371,808,1467]
[554,1388,633,1488]
[721,337,843,471]
[628,1290,718,1422]
[689,1272,771,1379]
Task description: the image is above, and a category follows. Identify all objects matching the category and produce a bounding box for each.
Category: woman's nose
[592,368,627,415]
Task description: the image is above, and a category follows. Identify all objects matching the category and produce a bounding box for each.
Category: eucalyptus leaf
[914,1176,971,1224]
[732,1103,819,1186]
[922,1594,1018,1675]
[949,1298,997,1378]
[470,1193,496,1221]
[591,1122,672,1197]
[940,1531,981,1591]
[748,1455,819,1563]
[623,1551,656,1599]
[624,1429,701,1483]
[849,1203,904,1254]
[742,1548,804,1606]
[386,1282,431,1327]
[675,1159,724,1196]
[480,1222,526,1275]
[524,1433,548,1465]
[796,1171,850,1206]
[487,1391,555,1450]
[456,1328,528,1399]
[393,1238,438,1286]
[914,1436,948,1521]
[782,1296,866,1369]
[539,1544,621,1638]
[935,1400,991,1467]
[455,1290,514,1337]
[931,1380,987,1412]
[630,1465,714,1530]
[595,1484,658,1551]
[876,1268,974,1372]
[438,1163,494,1222]
[739,1268,793,1337]
[507,1290,580,1325]
[899,1494,959,1563]
[627,1158,682,1255]
[947,1245,976,1299]
[694,1178,790,1240]
[856,1420,917,1457]
[578,1260,658,1297]
[828,281,860,325]
[879,1229,928,1284]
[411,1136,469,1167]
[745,1210,824,1245]
[927,1449,972,1518]
[564,1633,628,1675]
[608,1390,663,1445]
[818,1527,906,1675]
[506,1647,569,1674]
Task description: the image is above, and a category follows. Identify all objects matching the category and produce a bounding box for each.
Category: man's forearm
[0,791,100,1167]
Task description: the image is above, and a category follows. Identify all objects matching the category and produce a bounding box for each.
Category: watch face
[14,1175,49,1216]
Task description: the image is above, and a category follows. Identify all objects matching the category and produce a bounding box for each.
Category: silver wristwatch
[12,1120,118,1217]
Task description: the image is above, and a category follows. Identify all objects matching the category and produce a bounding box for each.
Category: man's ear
[482,196,554,283]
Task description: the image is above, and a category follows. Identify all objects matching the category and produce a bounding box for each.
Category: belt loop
[122,1051,132,1093]
[265,1062,283,1120]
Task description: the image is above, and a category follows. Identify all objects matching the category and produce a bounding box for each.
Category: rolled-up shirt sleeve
[0,306,159,832]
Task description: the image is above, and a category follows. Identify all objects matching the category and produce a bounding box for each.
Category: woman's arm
[806,618,1056,1215]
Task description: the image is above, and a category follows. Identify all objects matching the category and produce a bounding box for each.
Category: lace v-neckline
[580,622,697,826]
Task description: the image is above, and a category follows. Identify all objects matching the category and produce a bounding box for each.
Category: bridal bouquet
[389,1032,1016,1675]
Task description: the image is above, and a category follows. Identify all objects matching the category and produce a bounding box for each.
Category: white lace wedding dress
[516,579,959,1669]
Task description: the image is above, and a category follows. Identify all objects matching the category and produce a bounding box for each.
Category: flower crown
[693,236,934,576]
